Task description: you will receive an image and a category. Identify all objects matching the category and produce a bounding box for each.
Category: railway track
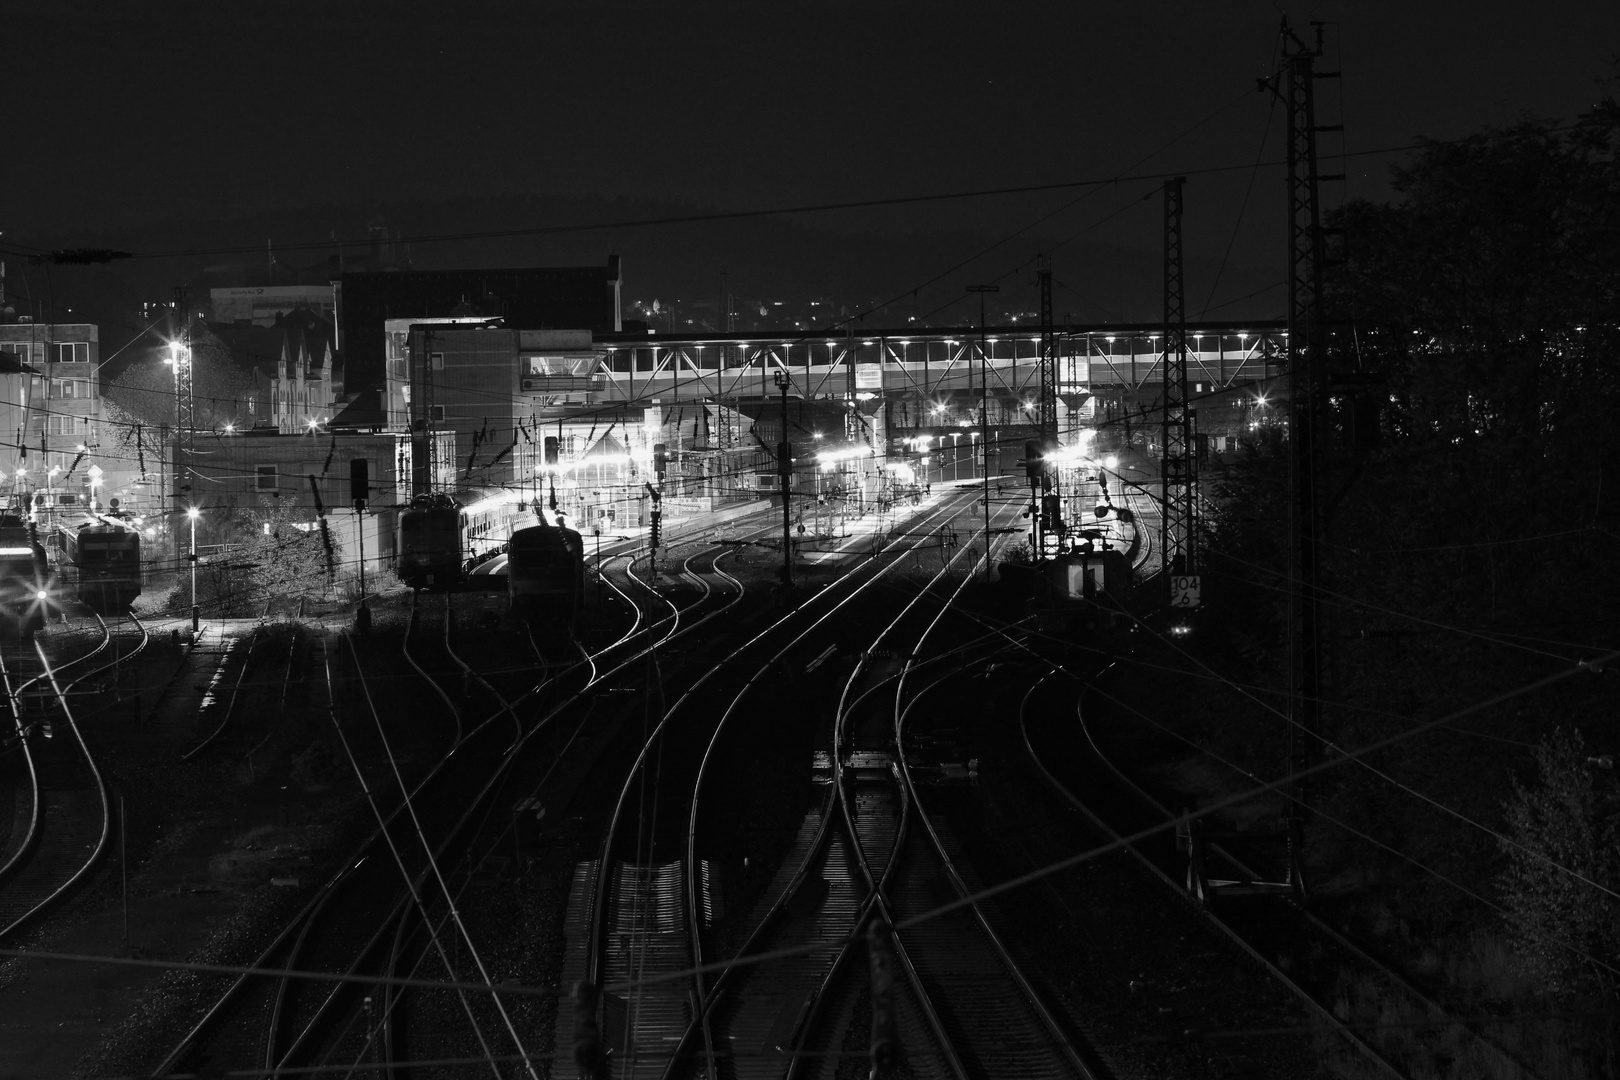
[121,487,1003,1077]
[0,618,124,944]
[778,502,1095,1079]
[556,488,1029,1077]
[1020,660,1537,1080]
[146,537,748,1078]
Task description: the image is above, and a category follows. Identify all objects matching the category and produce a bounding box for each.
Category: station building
[0,322,104,500]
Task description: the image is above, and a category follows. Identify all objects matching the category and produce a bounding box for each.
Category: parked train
[28,490,143,614]
[0,511,54,637]
[397,489,535,590]
[54,515,142,614]
[507,518,585,630]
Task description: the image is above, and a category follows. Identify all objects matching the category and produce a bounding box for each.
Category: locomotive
[507,517,585,630]
[0,511,54,637]
[397,488,531,590]
[55,515,142,614]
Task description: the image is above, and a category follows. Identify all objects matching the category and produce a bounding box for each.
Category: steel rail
[1017,673,1407,1078]
[665,489,988,1077]
[0,637,114,943]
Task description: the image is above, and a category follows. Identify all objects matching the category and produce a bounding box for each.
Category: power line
[3,127,1571,266]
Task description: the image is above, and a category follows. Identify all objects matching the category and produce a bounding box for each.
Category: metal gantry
[1159,177,1195,581]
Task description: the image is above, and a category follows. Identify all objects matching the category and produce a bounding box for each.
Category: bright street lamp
[186,506,200,633]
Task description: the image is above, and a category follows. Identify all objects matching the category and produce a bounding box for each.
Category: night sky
[7,2,1620,321]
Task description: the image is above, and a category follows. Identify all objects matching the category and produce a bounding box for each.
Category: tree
[1200,75,1620,921]
[1498,729,1620,1001]
[103,323,260,433]
[1325,98,1620,449]
[190,495,337,616]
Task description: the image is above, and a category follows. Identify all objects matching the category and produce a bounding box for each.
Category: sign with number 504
[1170,575,1202,608]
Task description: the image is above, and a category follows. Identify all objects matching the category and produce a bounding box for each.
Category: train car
[507,520,585,630]
[398,493,463,590]
[460,489,531,570]
[58,515,142,614]
[0,512,54,638]
[1032,544,1135,639]
[397,489,531,590]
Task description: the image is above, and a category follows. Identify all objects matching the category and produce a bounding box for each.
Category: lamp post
[774,368,793,587]
[966,284,999,581]
[186,506,200,634]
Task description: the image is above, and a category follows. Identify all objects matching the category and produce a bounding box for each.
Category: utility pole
[1036,257,1059,559]
[1036,256,1058,447]
[1265,16,1339,898]
[171,287,195,567]
[774,369,793,587]
[1161,176,1197,589]
[966,285,999,581]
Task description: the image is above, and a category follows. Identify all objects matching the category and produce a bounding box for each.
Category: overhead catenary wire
[324,639,508,1078]
[9,627,1618,1012]
[2,120,1582,267]
[1093,592,1620,912]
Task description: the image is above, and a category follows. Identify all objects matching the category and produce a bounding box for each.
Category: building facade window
[255,465,278,491]
[52,342,89,363]
[0,342,46,364]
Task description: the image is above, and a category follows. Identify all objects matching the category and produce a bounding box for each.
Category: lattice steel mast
[173,286,195,521]
[1037,255,1058,446]
[1275,17,1340,897]
[1160,177,1195,582]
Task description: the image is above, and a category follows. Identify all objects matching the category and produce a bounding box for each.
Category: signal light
[544,436,560,466]
[1023,438,1043,480]
[653,442,668,477]
[349,458,369,509]
[1042,493,1064,531]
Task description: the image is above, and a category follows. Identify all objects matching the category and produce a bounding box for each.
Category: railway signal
[349,458,369,510]
[645,481,663,553]
[653,442,668,478]
[867,918,899,1071]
